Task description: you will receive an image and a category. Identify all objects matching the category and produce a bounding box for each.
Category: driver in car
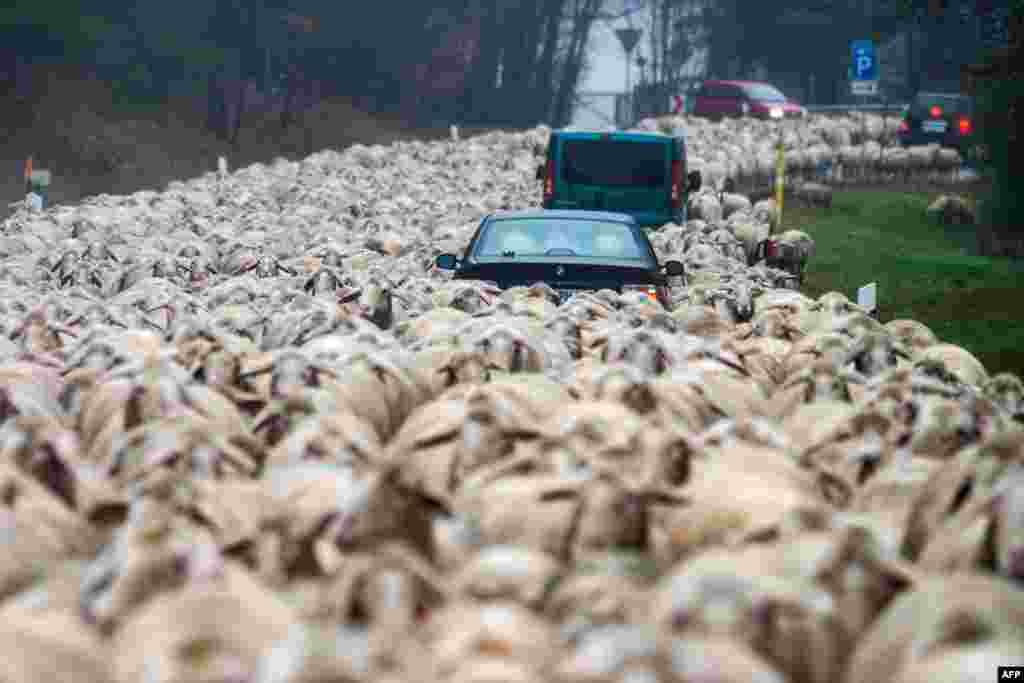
[542,224,579,253]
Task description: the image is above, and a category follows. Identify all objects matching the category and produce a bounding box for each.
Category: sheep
[0,609,112,683]
[756,229,815,284]
[845,574,1024,683]
[111,558,299,683]
[720,192,752,219]
[648,548,848,683]
[926,194,975,225]
[793,182,832,208]
[981,372,1024,422]
[456,467,688,566]
[0,116,1005,681]
[918,343,989,388]
[884,319,939,357]
[730,220,771,266]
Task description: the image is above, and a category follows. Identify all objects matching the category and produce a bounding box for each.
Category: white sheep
[730,220,771,266]
[759,229,816,284]
[720,193,752,219]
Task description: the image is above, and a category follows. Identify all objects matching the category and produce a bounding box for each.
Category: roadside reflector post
[774,140,785,234]
[857,282,878,317]
[26,166,51,210]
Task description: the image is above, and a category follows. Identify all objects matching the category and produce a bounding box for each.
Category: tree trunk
[535,0,564,124]
[552,0,600,126]
[500,0,544,125]
[462,4,502,124]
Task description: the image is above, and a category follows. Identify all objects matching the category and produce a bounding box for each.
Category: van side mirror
[687,170,702,192]
[536,164,546,181]
[435,253,458,270]
[663,260,685,277]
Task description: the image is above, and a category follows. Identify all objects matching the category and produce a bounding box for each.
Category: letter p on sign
[1000,667,1024,679]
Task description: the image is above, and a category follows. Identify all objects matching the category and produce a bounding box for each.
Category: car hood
[457,259,661,289]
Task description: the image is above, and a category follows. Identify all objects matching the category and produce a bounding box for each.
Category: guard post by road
[23,158,51,210]
[770,107,785,234]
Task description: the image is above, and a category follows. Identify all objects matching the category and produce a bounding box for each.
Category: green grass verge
[782,190,1024,380]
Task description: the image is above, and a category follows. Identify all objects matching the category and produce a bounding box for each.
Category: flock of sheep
[637,112,970,191]
[0,115,1018,683]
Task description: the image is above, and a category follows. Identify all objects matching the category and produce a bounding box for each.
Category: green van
[537,129,701,228]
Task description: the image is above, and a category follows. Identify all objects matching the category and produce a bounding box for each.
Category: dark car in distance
[897,92,976,154]
[536,129,701,228]
[690,80,807,120]
[434,210,684,308]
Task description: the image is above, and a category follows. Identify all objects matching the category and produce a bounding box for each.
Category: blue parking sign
[850,40,877,81]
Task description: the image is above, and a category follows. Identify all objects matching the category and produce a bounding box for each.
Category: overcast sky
[584,20,632,92]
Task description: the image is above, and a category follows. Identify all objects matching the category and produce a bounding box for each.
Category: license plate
[922,120,948,133]
[557,289,580,302]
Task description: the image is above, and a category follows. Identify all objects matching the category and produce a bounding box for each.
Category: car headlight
[623,284,659,302]
[769,107,784,119]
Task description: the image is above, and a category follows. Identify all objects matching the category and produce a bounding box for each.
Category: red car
[691,80,807,120]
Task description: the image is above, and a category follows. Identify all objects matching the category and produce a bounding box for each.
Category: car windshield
[561,139,668,187]
[743,84,787,101]
[475,218,650,260]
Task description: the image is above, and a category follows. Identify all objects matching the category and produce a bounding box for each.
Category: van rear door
[558,135,671,214]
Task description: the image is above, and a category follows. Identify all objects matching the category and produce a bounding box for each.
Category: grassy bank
[1,69,508,219]
[783,189,1024,379]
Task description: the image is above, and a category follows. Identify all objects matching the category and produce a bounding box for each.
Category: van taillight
[898,119,909,133]
[543,159,554,200]
[958,117,971,135]
[670,159,681,208]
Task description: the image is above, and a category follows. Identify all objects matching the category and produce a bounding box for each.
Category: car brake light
[624,284,659,302]
[543,159,554,200]
[898,119,909,132]
[670,159,681,208]
[930,105,942,118]
[958,117,971,134]
[765,240,777,259]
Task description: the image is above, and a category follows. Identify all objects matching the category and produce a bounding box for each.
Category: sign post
[615,27,643,126]
[850,39,879,97]
[775,142,785,231]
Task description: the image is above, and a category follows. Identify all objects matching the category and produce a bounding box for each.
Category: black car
[434,209,685,308]
[897,92,976,153]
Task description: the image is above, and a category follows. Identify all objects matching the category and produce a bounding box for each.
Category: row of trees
[0,0,1011,136]
[0,0,641,134]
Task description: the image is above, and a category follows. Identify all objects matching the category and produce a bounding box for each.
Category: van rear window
[561,140,668,188]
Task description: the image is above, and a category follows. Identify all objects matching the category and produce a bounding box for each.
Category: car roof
[702,80,771,87]
[551,128,677,141]
[915,91,970,98]
[486,209,639,224]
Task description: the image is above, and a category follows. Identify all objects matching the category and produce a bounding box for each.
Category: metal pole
[625,47,633,125]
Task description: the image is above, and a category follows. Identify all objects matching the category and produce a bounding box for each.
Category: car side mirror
[536,164,546,181]
[663,260,685,277]
[435,253,458,270]
[687,170,702,192]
